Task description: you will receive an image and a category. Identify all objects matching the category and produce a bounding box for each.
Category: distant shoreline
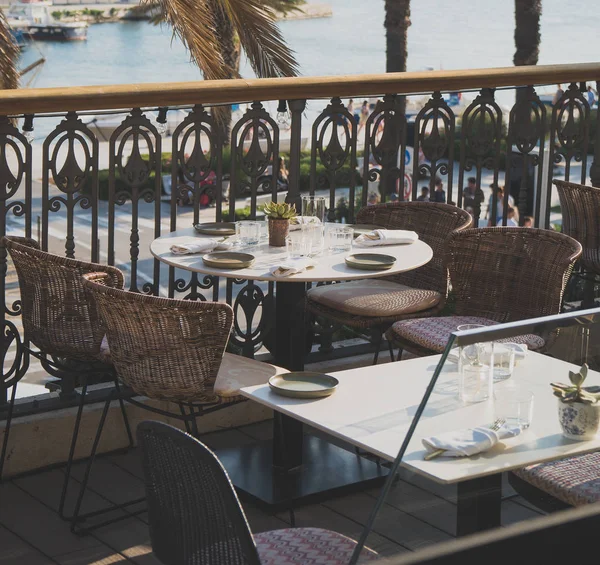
[1,1,333,24]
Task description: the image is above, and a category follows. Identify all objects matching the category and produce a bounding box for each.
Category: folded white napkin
[269,257,316,277]
[422,425,521,458]
[447,343,528,365]
[170,238,232,255]
[354,229,419,247]
[290,216,322,231]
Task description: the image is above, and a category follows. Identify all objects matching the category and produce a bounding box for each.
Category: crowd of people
[390,176,534,227]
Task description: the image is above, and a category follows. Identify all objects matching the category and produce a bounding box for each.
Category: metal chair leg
[71,394,112,534]
[114,379,133,448]
[0,382,18,482]
[371,329,383,365]
[59,379,88,519]
[388,341,395,362]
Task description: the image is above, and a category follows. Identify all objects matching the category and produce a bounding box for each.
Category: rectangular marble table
[241,353,600,535]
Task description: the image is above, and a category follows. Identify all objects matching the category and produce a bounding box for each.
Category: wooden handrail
[2,62,600,115]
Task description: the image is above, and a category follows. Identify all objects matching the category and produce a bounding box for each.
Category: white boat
[7,0,87,41]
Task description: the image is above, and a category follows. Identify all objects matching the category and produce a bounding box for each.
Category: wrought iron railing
[2,62,600,412]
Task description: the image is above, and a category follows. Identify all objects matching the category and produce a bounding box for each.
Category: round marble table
[151,227,433,369]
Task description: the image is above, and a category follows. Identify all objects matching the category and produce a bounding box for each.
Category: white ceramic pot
[558,400,600,440]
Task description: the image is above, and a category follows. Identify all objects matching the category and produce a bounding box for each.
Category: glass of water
[328,225,354,253]
[457,324,492,404]
[286,235,312,259]
[237,221,261,246]
[494,388,534,429]
[491,342,516,382]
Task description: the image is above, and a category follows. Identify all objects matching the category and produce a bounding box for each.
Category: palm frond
[0,10,19,89]
[140,0,229,80]
[220,0,298,78]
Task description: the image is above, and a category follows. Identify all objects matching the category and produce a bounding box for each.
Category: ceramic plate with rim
[194,222,236,236]
[202,251,255,269]
[345,253,396,271]
[268,371,339,399]
[346,224,384,238]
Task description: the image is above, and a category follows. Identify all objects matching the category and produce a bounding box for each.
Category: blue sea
[19,0,600,104]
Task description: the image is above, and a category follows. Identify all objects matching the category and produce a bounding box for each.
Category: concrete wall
[1,395,272,478]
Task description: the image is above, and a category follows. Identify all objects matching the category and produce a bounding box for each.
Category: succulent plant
[263,201,297,220]
[551,364,600,404]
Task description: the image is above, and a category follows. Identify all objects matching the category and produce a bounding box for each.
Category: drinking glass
[301,195,326,223]
[491,342,516,381]
[457,324,492,404]
[237,221,261,246]
[328,225,354,253]
[286,235,312,259]
[494,388,534,429]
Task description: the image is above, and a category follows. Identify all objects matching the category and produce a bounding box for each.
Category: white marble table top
[150,227,433,283]
[240,353,600,484]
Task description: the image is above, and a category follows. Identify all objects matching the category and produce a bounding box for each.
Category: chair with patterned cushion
[1,236,130,521]
[305,202,472,363]
[554,180,600,306]
[386,227,582,359]
[509,452,600,514]
[71,272,286,533]
[137,420,379,565]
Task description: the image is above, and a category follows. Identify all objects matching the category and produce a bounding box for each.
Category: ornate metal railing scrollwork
[413,91,455,207]
[108,108,162,294]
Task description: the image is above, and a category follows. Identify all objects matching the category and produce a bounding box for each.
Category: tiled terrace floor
[0,419,546,565]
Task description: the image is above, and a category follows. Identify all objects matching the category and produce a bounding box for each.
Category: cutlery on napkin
[422,418,522,460]
[170,237,233,255]
[354,229,419,247]
[270,257,316,277]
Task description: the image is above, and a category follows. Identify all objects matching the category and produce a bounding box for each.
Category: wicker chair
[305,202,472,363]
[137,421,378,565]
[71,272,286,534]
[1,236,131,520]
[385,227,582,358]
[554,180,600,305]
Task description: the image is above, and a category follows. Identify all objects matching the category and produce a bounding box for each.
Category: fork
[424,417,506,461]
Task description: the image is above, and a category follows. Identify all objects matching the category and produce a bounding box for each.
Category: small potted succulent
[552,364,600,440]
[263,201,297,247]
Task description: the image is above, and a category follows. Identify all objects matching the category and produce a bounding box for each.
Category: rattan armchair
[305,202,472,363]
[137,421,378,565]
[554,180,600,305]
[1,236,131,520]
[385,227,582,358]
[72,273,285,534]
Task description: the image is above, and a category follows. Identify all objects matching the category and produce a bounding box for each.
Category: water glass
[457,324,492,404]
[286,235,312,259]
[328,226,354,253]
[492,342,516,381]
[494,388,534,429]
[237,221,261,246]
[257,220,268,241]
[301,195,326,223]
[302,221,324,255]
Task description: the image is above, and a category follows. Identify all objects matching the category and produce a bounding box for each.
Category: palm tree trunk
[384,0,410,114]
[514,0,541,108]
[384,0,410,200]
[210,0,240,145]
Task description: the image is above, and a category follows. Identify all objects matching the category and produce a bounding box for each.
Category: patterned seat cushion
[254,527,378,564]
[513,452,600,507]
[213,353,287,398]
[307,280,441,317]
[387,316,545,353]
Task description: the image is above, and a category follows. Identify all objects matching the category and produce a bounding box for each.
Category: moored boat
[7,0,87,41]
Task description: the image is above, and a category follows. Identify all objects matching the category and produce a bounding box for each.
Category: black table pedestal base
[457,474,502,536]
[215,435,388,510]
